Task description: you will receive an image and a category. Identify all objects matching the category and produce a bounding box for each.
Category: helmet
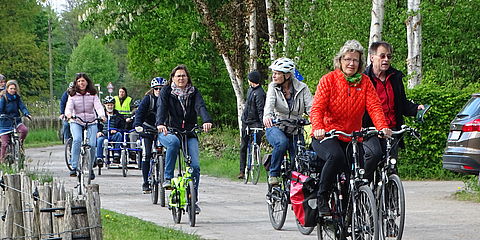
[68,82,74,88]
[104,95,115,104]
[133,99,141,108]
[269,57,295,73]
[151,77,167,88]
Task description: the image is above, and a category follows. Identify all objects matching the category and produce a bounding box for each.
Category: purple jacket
[65,92,105,125]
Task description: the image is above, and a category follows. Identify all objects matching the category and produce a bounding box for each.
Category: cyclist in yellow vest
[114,87,132,116]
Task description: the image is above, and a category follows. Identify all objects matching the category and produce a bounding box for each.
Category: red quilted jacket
[310,69,388,141]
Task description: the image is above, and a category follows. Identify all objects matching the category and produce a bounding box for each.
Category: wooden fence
[0,173,102,240]
[26,116,62,131]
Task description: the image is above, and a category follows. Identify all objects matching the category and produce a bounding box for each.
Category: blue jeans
[266,127,299,177]
[158,133,200,191]
[96,132,122,158]
[62,120,71,141]
[70,123,97,170]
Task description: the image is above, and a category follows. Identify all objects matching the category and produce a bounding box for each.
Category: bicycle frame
[245,127,263,184]
[0,115,22,167]
[169,130,194,209]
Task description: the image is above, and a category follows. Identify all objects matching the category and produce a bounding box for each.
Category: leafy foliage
[66,34,119,87]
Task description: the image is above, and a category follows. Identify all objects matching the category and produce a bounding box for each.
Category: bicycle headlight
[358,169,365,175]
[188,168,194,174]
[390,158,397,165]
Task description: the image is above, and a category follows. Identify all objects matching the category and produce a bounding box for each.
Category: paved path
[25,145,480,240]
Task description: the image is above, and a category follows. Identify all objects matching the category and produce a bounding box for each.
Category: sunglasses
[377,54,393,60]
[153,87,162,90]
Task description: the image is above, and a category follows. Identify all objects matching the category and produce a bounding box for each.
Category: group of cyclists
[239,40,425,235]
[0,39,425,235]
[60,65,211,214]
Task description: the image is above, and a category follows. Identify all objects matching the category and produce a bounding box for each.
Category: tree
[66,34,118,87]
[368,0,385,65]
[406,0,422,88]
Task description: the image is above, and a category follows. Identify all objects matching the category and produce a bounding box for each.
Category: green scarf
[345,73,362,86]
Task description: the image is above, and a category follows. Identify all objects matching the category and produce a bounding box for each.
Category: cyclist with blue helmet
[134,77,167,193]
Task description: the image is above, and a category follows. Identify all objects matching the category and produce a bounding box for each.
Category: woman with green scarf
[310,40,392,216]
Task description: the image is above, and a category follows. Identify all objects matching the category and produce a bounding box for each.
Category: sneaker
[268,176,280,185]
[237,172,245,179]
[162,179,172,189]
[69,169,77,177]
[96,158,104,168]
[195,203,201,214]
[90,170,95,180]
[142,183,152,194]
[318,193,331,216]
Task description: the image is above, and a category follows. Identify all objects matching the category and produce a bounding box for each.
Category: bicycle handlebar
[71,115,103,124]
[168,125,203,135]
[272,118,311,127]
[321,129,380,143]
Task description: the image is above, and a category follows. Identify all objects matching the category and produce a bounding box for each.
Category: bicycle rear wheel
[351,185,378,240]
[121,150,127,177]
[317,190,344,240]
[158,153,166,207]
[251,145,261,185]
[187,180,196,227]
[64,138,73,171]
[150,157,159,204]
[296,218,315,235]
[380,174,405,240]
[267,185,288,230]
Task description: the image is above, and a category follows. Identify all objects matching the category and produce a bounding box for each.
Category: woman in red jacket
[310,40,392,216]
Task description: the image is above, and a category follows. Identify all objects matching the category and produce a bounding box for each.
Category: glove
[135,126,144,133]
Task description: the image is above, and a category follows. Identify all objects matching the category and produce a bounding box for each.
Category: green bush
[398,82,479,179]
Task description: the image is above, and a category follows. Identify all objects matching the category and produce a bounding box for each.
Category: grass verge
[454,175,480,203]
[24,128,61,148]
[101,209,201,240]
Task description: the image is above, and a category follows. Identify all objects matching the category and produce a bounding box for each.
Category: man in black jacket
[362,41,425,180]
[238,71,266,179]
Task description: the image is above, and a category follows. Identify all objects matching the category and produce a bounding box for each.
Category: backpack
[290,171,318,227]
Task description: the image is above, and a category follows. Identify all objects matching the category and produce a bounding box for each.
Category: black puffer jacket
[362,65,419,130]
[134,94,158,131]
[98,109,125,135]
[156,85,212,131]
[241,85,266,128]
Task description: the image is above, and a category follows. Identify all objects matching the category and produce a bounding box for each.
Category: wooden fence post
[0,171,5,239]
[73,198,89,239]
[4,204,13,239]
[5,174,24,238]
[61,193,73,240]
[39,183,53,238]
[20,174,33,240]
[87,184,102,240]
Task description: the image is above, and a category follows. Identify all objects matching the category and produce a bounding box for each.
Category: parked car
[443,93,480,175]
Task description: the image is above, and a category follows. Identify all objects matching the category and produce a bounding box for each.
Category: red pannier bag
[290,171,318,227]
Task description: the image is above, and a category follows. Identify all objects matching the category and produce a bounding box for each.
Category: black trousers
[141,133,155,185]
[239,124,264,172]
[363,136,399,181]
[312,138,364,195]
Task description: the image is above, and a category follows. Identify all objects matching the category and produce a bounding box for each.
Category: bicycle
[265,118,309,231]
[0,114,25,168]
[316,129,379,240]
[101,127,141,177]
[141,124,166,206]
[244,127,263,185]
[371,125,420,240]
[70,116,101,195]
[167,126,202,227]
[65,137,73,171]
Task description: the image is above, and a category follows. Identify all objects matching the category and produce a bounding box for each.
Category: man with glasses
[362,41,425,180]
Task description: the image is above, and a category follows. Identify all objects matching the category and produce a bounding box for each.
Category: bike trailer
[290,171,318,227]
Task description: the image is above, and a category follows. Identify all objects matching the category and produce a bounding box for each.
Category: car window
[458,97,480,117]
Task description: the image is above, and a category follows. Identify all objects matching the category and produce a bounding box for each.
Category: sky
[44,0,67,13]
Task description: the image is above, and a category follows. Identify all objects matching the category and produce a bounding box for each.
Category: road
[25,145,480,240]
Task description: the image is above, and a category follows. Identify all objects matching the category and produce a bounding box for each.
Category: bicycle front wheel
[150,157,159,204]
[64,138,73,171]
[267,186,288,230]
[380,174,405,240]
[121,150,127,177]
[251,145,261,185]
[351,185,378,240]
[187,180,197,227]
[171,188,182,224]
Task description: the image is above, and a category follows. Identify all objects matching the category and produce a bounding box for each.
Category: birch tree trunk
[265,0,276,61]
[247,0,258,71]
[406,0,422,88]
[193,0,245,129]
[368,0,385,65]
[295,0,316,60]
[283,0,290,56]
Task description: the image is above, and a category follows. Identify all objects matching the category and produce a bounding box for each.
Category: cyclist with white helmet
[96,96,125,166]
[134,77,167,193]
[263,57,313,185]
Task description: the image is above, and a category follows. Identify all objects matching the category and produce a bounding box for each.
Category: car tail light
[463,165,474,170]
[462,119,480,132]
